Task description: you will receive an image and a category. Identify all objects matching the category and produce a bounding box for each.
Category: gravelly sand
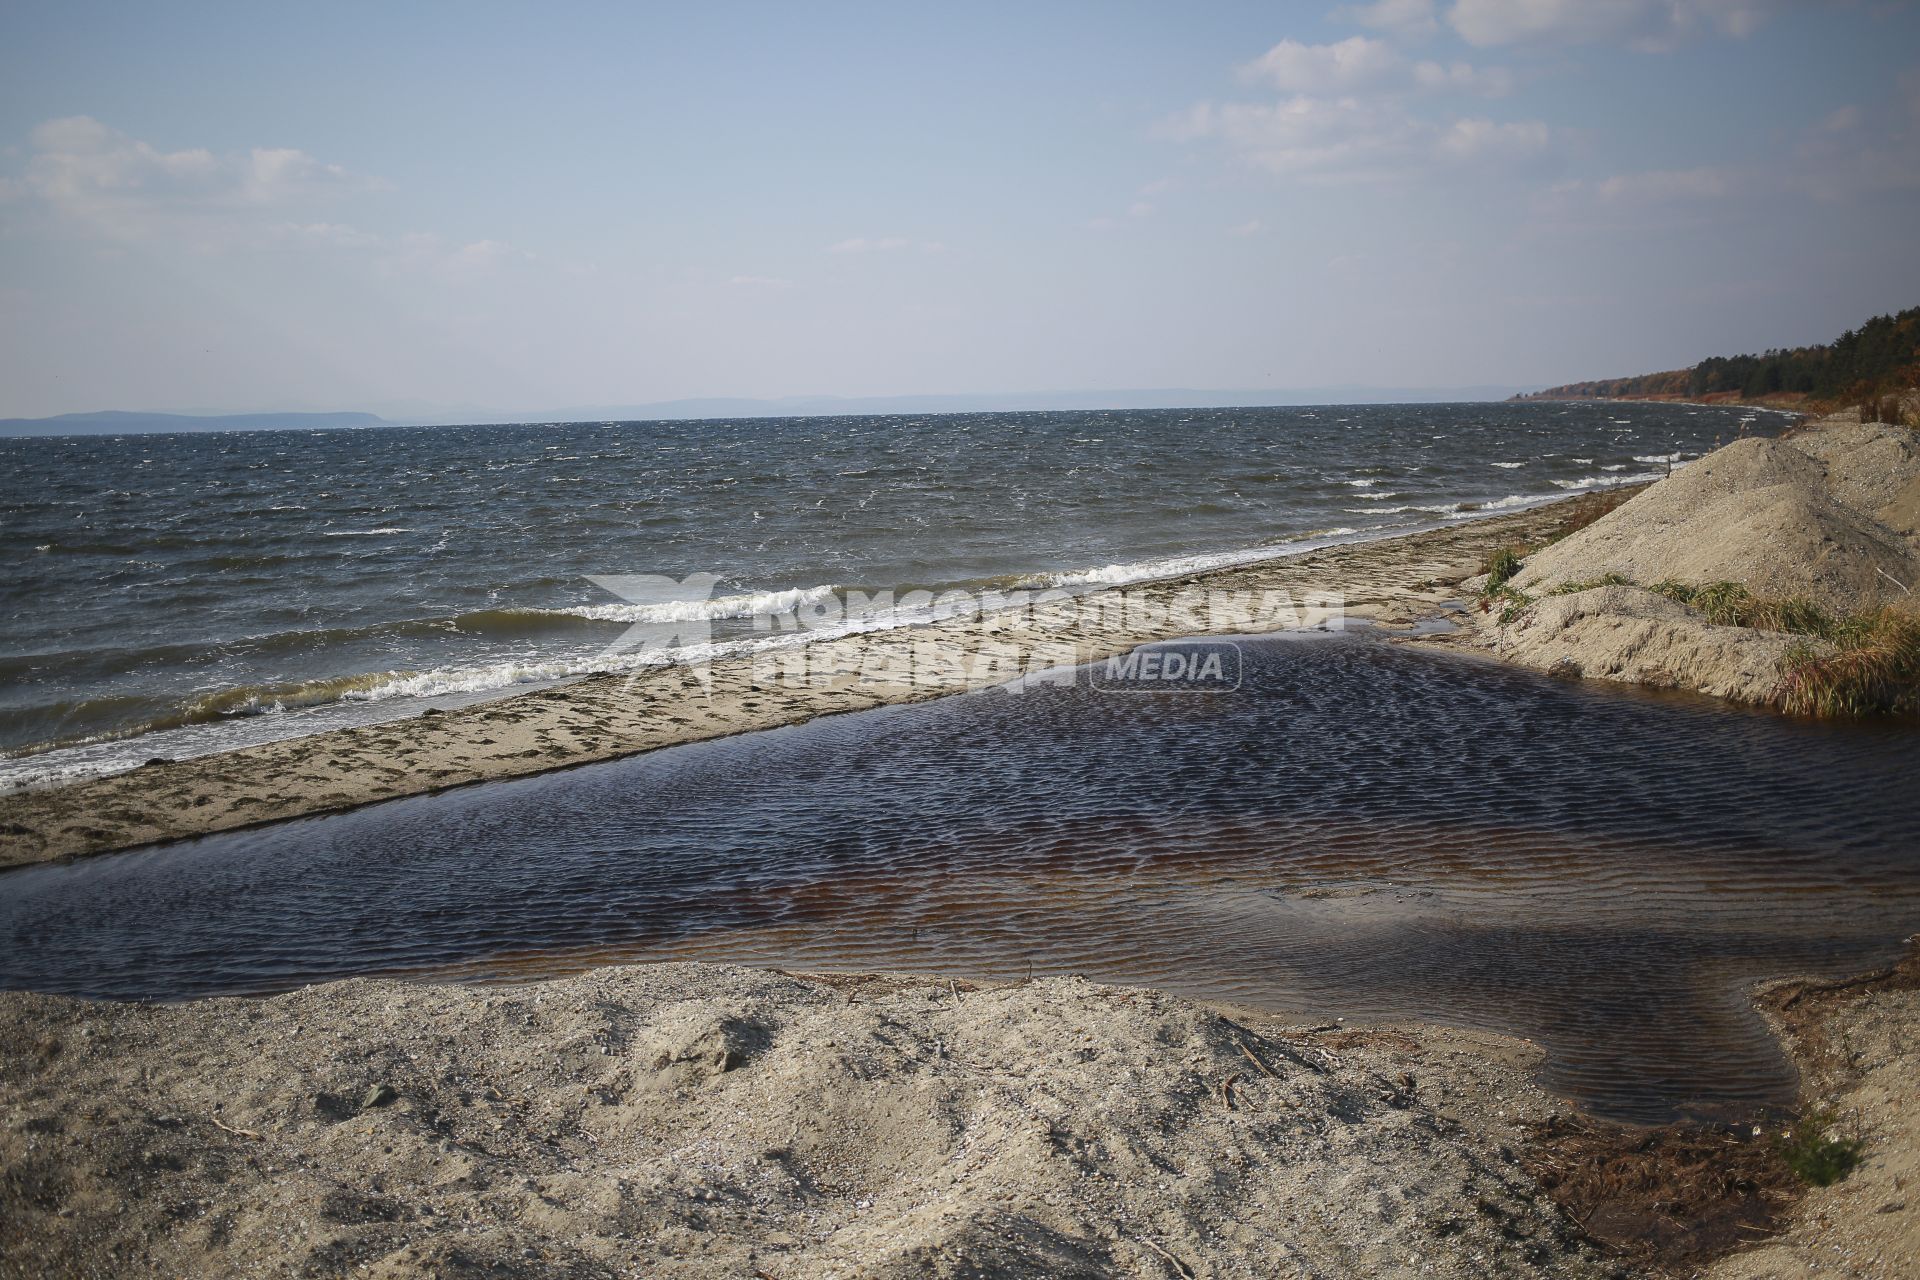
[0,964,1610,1280]
[5,954,1914,1279]
[1706,942,1920,1280]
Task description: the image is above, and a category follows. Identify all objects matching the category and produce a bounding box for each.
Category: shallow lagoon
[4,634,1917,1123]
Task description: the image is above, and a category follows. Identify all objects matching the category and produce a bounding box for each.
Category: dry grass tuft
[1778,610,1920,716]
[1642,580,1920,716]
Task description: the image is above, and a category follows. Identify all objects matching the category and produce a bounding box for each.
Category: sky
[1,0,1918,419]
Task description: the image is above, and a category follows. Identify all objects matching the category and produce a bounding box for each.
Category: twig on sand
[1138,1237,1196,1278]
[1237,1038,1279,1079]
[1875,566,1912,596]
[209,1113,262,1141]
[948,977,964,1005]
[1221,1073,1242,1110]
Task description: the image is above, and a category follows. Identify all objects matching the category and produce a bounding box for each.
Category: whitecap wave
[1550,471,1662,490]
[1029,528,1367,590]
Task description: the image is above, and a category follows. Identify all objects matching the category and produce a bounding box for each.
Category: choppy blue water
[0,401,1775,785]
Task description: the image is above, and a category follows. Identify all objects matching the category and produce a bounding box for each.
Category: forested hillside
[1519,306,1920,406]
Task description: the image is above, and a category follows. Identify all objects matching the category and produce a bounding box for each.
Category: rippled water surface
[3,636,1916,1123]
[0,402,1770,784]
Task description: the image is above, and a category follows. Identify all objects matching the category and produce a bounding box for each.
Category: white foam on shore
[544,584,838,625]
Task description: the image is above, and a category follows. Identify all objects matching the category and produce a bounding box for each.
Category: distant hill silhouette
[0,387,1539,437]
[1515,305,1920,407]
[0,410,388,438]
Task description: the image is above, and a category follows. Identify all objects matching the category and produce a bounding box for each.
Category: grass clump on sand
[1778,613,1920,716]
[1776,1109,1864,1187]
[1483,545,1524,592]
[1646,581,1920,716]
[1547,572,1633,596]
[1477,546,1533,623]
[1647,580,1836,636]
[1475,488,1651,624]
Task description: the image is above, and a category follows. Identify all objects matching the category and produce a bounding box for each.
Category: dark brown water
[3,634,1916,1123]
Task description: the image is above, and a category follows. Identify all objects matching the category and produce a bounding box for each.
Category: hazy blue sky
[2,0,1917,418]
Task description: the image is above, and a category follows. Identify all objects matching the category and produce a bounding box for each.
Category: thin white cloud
[1159,97,1412,181]
[5,117,537,282]
[1229,218,1264,236]
[1592,167,1732,201]
[1436,116,1551,160]
[1167,30,1543,185]
[1818,105,1862,134]
[1539,69,1920,223]
[1445,0,1775,51]
[376,232,528,282]
[1530,166,1741,234]
[20,116,374,234]
[1412,59,1515,97]
[825,235,948,254]
[1786,77,1920,198]
[827,236,912,254]
[1335,0,1441,40]
[1241,38,1513,99]
[1242,37,1402,93]
[278,221,383,250]
[1160,95,1550,183]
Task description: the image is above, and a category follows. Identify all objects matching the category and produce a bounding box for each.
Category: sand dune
[1476,420,1920,704]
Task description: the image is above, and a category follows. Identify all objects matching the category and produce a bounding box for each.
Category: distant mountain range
[0,385,1536,437]
[0,410,389,438]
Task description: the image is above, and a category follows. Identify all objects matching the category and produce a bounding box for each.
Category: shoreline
[2,444,1914,1272]
[0,494,1616,870]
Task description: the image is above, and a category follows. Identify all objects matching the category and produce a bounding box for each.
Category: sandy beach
[3,422,1918,1277]
[3,942,1913,1278]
